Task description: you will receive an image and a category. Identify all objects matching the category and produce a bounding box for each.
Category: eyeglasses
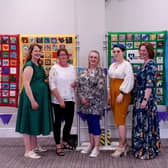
[59,54,68,56]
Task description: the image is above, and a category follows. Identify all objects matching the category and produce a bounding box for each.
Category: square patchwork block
[10,67,16,74]
[10,83,16,89]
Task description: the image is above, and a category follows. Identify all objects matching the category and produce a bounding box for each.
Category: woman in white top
[108,44,134,157]
[49,48,76,156]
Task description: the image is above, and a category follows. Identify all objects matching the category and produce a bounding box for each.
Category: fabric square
[150,34,156,41]
[10,44,17,51]
[10,52,17,59]
[22,37,29,43]
[10,67,16,74]
[0,82,1,89]
[158,33,165,40]
[44,44,51,51]
[2,75,9,81]
[2,90,9,97]
[10,60,17,66]
[3,98,9,104]
[9,98,16,104]
[52,44,58,51]
[2,44,9,51]
[45,59,51,65]
[10,83,16,89]
[134,34,141,41]
[3,59,9,66]
[58,37,65,43]
[2,83,9,89]
[111,34,118,41]
[45,53,51,58]
[119,34,125,41]
[142,34,149,41]
[66,44,73,50]
[66,37,72,43]
[2,37,9,43]
[51,59,57,65]
[157,49,163,56]
[0,67,1,73]
[22,44,29,51]
[52,52,57,58]
[10,37,17,43]
[0,45,1,51]
[59,45,65,49]
[3,52,9,58]
[10,75,16,82]
[126,42,133,49]
[44,37,50,43]
[10,90,16,97]
[127,34,133,41]
[0,60,1,66]
[51,38,57,43]
[157,41,164,48]
[29,37,35,44]
[2,67,10,74]
[36,37,43,43]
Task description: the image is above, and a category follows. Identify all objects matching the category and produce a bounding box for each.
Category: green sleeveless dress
[16,61,53,135]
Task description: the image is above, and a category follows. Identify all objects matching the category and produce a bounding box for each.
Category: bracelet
[120,91,125,95]
[143,98,147,101]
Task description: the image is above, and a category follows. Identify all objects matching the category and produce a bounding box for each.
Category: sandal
[56,148,65,156]
[62,143,74,151]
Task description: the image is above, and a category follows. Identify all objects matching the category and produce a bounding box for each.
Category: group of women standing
[15,42,161,160]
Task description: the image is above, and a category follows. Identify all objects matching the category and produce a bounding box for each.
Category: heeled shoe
[81,145,93,154]
[111,144,128,158]
[89,147,99,158]
[24,151,41,159]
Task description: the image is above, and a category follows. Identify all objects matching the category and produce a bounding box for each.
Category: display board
[19,34,77,76]
[108,31,166,105]
[0,35,20,107]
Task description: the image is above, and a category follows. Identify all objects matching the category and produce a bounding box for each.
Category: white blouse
[108,60,134,94]
[49,64,76,104]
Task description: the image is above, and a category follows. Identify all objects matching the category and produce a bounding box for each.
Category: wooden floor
[0,138,168,168]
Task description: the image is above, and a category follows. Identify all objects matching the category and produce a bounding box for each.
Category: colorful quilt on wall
[108,31,166,105]
[19,34,77,77]
[0,35,20,107]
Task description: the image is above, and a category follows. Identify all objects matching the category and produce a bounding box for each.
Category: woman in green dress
[16,44,53,159]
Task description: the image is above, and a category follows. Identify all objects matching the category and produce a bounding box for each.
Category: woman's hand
[31,100,39,110]
[140,100,147,109]
[71,81,77,88]
[116,93,124,103]
[59,99,65,108]
[81,96,89,106]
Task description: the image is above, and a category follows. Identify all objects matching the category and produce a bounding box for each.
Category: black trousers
[52,101,75,144]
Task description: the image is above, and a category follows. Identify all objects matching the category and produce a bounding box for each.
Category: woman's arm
[23,66,39,110]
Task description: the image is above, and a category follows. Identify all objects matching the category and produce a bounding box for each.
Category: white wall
[105,0,168,32]
[0,0,105,137]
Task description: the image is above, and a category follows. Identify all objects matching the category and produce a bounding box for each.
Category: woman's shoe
[111,144,128,158]
[33,144,47,153]
[62,143,74,151]
[56,148,65,156]
[24,151,41,159]
[89,148,99,158]
[81,145,93,154]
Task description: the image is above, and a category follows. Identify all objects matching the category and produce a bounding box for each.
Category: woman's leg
[31,136,38,150]
[52,104,63,145]
[63,102,74,145]
[118,125,126,147]
[23,134,32,153]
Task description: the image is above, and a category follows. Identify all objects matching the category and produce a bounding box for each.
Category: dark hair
[57,48,69,57]
[25,43,41,63]
[113,44,125,51]
[139,42,155,59]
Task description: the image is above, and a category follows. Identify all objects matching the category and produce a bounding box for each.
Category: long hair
[88,50,100,68]
[25,43,41,63]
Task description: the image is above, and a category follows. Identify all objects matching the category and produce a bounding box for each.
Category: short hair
[57,48,69,57]
[139,42,155,59]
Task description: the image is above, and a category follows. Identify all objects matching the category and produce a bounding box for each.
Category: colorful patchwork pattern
[0,35,19,107]
[108,31,166,105]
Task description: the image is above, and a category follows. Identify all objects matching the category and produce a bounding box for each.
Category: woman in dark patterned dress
[77,50,106,157]
[132,42,161,160]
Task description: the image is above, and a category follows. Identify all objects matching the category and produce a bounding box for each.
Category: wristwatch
[143,98,147,101]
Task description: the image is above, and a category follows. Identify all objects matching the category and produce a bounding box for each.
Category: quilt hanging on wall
[19,34,77,77]
[0,35,20,107]
[108,31,166,105]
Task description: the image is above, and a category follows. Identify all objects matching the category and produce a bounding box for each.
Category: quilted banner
[19,34,77,77]
[108,31,166,105]
[0,35,20,107]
